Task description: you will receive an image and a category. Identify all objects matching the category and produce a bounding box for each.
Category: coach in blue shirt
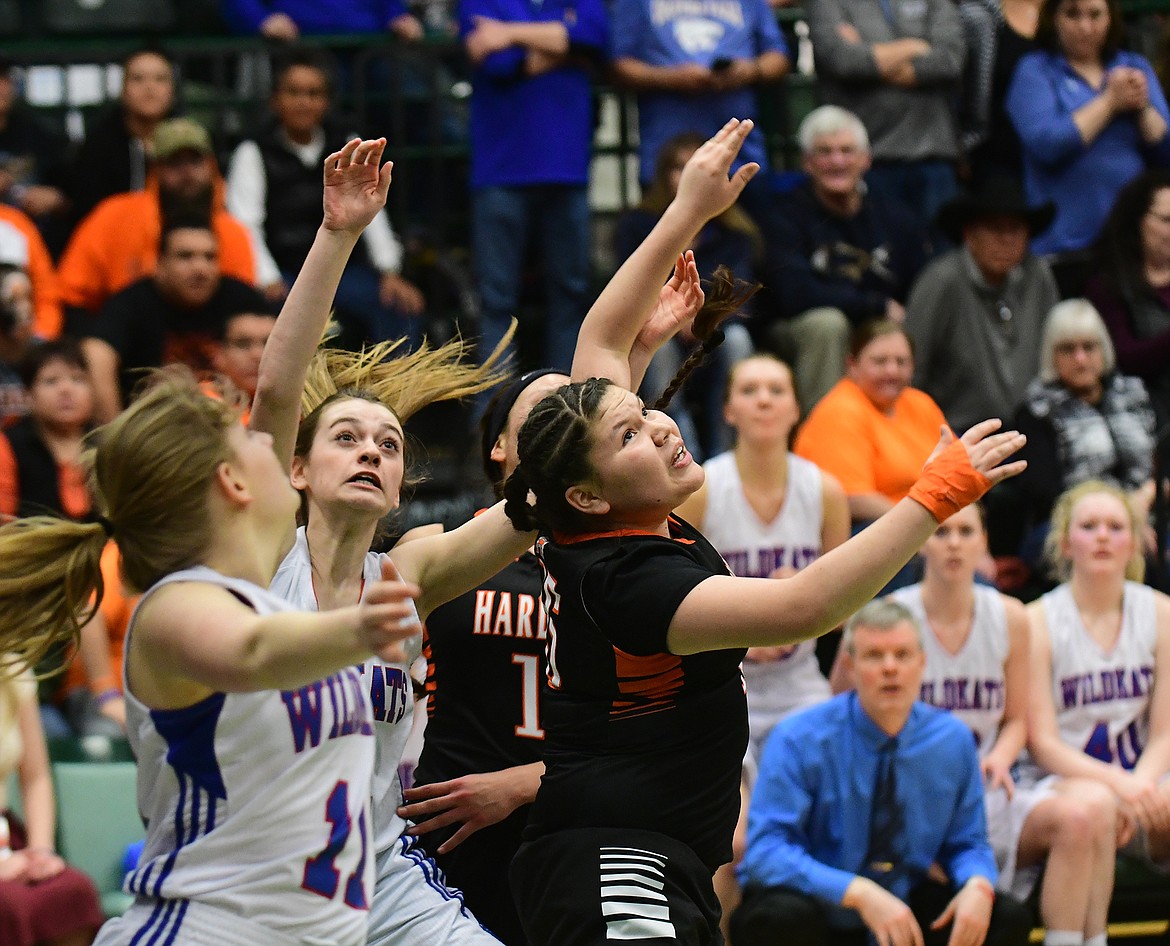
[732,598,1032,946]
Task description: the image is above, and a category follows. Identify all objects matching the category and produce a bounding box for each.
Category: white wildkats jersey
[1042,581,1157,770]
[271,527,421,854]
[121,567,375,946]
[893,583,1010,757]
[698,452,830,726]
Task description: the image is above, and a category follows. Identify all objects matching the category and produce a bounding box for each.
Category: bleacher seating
[53,759,141,918]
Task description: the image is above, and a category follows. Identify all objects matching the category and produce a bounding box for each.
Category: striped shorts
[511,827,723,945]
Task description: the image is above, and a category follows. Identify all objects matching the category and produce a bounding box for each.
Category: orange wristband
[907,437,992,524]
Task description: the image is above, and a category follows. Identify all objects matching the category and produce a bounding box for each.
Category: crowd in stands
[0,0,1169,942]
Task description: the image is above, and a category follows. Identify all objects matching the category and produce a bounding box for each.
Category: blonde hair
[300,323,515,422]
[0,374,238,678]
[1044,480,1145,582]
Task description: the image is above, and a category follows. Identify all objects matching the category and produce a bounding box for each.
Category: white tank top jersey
[271,526,421,853]
[122,567,375,946]
[699,451,830,719]
[1042,581,1158,770]
[892,583,1010,758]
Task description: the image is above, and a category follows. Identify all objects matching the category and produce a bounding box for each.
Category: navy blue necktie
[865,738,904,889]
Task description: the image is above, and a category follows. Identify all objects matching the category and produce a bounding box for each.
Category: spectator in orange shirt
[0,207,59,341]
[795,319,947,526]
[62,541,133,736]
[57,118,256,326]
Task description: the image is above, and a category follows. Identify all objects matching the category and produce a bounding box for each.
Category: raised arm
[667,421,1026,654]
[570,118,759,387]
[249,137,393,472]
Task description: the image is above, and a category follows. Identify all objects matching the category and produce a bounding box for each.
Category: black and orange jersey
[416,551,548,783]
[526,514,748,872]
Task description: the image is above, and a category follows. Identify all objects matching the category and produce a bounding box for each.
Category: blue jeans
[865,159,957,229]
[472,184,591,380]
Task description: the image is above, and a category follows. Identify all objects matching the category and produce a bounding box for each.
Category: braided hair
[652,266,761,412]
[502,377,613,535]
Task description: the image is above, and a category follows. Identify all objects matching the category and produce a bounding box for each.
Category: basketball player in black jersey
[498,119,1029,946]
[399,260,710,944]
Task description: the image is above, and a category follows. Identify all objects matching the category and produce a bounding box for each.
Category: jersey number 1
[512,653,545,739]
[303,780,369,909]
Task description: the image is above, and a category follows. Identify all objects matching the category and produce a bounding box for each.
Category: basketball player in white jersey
[674,352,849,938]
[675,353,849,758]
[890,503,1127,946]
[251,136,712,945]
[0,377,422,946]
[1026,480,1170,938]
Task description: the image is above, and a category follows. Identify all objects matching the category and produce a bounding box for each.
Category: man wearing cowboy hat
[905,177,1057,435]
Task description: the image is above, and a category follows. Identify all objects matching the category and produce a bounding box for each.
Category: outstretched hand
[672,118,760,225]
[357,557,422,663]
[322,137,393,235]
[910,421,1026,524]
[633,251,705,357]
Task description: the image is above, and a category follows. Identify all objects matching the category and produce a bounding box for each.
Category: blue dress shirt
[738,692,996,929]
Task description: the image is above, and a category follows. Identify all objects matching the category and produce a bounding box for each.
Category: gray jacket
[905,247,1057,433]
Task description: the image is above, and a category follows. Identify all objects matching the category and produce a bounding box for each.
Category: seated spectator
[65,47,176,226]
[0,670,104,946]
[906,177,1058,434]
[80,220,267,422]
[213,309,276,404]
[795,320,947,528]
[1006,0,1170,285]
[615,133,760,458]
[609,0,789,221]
[1024,481,1170,875]
[994,299,1156,571]
[1086,169,1170,434]
[891,505,1123,946]
[0,264,34,427]
[62,541,134,737]
[58,118,256,323]
[0,206,61,341]
[0,339,94,522]
[806,0,966,222]
[225,47,425,350]
[731,598,1032,946]
[0,59,69,251]
[766,106,933,410]
[957,0,1041,184]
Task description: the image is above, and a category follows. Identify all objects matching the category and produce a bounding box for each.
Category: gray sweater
[905,247,1058,433]
[808,0,966,161]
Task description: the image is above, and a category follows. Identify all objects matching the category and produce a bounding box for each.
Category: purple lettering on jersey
[362,664,409,725]
[1060,666,1154,709]
[922,677,1004,712]
[335,672,371,737]
[721,545,821,579]
[282,681,325,752]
